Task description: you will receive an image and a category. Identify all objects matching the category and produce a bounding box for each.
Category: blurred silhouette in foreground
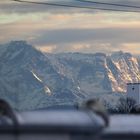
[79,99,109,127]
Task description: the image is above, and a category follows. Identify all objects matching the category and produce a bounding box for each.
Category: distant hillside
[0,41,139,110]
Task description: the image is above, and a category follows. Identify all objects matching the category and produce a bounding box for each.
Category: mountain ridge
[0,41,140,110]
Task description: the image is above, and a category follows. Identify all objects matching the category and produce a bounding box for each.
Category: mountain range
[0,41,140,110]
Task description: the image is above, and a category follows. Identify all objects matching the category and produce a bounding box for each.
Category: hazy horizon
[1,40,140,56]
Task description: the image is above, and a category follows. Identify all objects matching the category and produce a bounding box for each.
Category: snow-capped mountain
[0,41,84,110]
[110,51,140,92]
[0,41,140,110]
[50,51,140,94]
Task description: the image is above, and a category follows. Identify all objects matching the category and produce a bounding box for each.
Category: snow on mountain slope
[52,52,140,93]
[0,41,140,110]
[111,51,140,92]
[0,41,84,110]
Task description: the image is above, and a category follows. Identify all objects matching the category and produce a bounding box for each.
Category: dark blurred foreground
[0,99,140,140]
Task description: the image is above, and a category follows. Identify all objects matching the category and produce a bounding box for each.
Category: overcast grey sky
[0,0,140,54]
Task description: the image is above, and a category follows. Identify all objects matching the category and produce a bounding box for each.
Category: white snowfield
[104,115,140,134]
[31,70,43,83]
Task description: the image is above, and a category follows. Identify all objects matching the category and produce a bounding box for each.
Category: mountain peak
[111,51,124,57]
[111,51,132,57]
[111,51,132,61]
[10,40,27,45]
[0,41,45,64]
[7,41,33,51]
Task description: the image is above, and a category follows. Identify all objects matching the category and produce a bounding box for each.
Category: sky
[0,0,140,54]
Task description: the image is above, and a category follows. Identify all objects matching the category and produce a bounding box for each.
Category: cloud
[1,0,140,54]
[118,43,140,54]
[31,27,140,46]
[37,42,140,54]
[0,1,97,14]
[1,0,140,14]
[36,45,56,53]
[30,27,140,54]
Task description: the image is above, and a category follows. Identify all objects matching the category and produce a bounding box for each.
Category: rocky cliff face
[51,51,140,94]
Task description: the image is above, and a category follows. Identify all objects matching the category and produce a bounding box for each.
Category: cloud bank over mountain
[0,0,140,54]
